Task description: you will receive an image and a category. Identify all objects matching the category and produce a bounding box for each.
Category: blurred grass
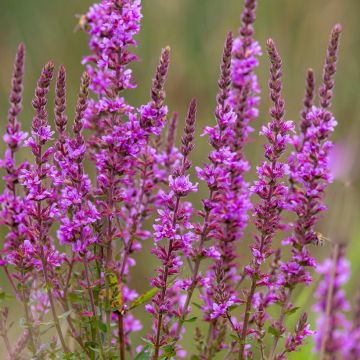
[0,0,359,359]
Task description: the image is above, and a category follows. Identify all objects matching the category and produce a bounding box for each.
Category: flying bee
[313,232,332,247]
[74,14,88,32]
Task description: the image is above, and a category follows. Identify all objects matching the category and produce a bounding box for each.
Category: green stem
[41,256,69,353]
[84,257,105,359]
[21,274,37,356]
[118,313,126,360]
[239,275,257,360]
[269,288,293,359]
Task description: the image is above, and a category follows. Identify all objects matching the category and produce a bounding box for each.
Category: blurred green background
[0,0,359,358]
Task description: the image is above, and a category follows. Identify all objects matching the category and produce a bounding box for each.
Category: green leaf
[39,321,55,327]
[58,309,73,320]
[160,343,176,360]
[190,356,201,360]
[268,325,282,338]
[253,273,261,281]
[98,320,107,333]
[134,345,152,360]
[191,302,202,310]
[134,353,151,360]
[227,304,238,312]
[0,290,15,300]
[63,352,86,360]
[140,338,155,347]
[85,341,100,353]
[129,288,159,310]
[8,321,15,329]
[184,316,197,323]
[67,292,83,303]
[162,343,176,355]
[285,306,300,316]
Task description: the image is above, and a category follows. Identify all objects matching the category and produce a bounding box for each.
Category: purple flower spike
[150,99,197,359]
[319,24,342,109]
[54,65,67,144]
[269,24,341,359]
[176,32,242,344]
[139,46,170,133]
[300,68,315,133]
[57,72,99,254]
[281,313,314,358]
[5,43,27,153]
[84,0,142,96]
[240,38,293,358]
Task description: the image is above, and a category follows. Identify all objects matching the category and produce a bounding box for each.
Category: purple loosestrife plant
[238,38,295,360]
[148,98,197,359]
[193,31,238,324]
[0,0,352,359]
[21,60,69,352]
[261,25,342,360]
[0,43,28,286]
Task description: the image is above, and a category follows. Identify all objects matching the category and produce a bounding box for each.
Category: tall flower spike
[139,46,170,133]
[239,0,257,51]
[319,24,342,109]
[19,60,68,352]
[83,2,146,353]
[151,46,170,109]
[286,24,342,274]
[162,111,180,177]
[166,112,178,157]
[6,43,26,151]
[230,0,261,153]
[267,39,285,124]
[240,39,294,359]
[54,65,67,140]
[31,60,55,137]
[227,0,261,274]
[283,312,314,355]
[74,71,90,135]
[56,72,103,354]
[0,44,37,353]
[177,32,237,337]
[57,71,96,254]
[83,0,142,96]
[300,68,315,133]
[198,32,241,324]
[217,31,233,112]
[117,46,172,309]
[54,65,68,172]
[272,25,342,359]
[181,98,197,158]
[212,30,251,293]
[2,42,27,185]
[149,99,197,360]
